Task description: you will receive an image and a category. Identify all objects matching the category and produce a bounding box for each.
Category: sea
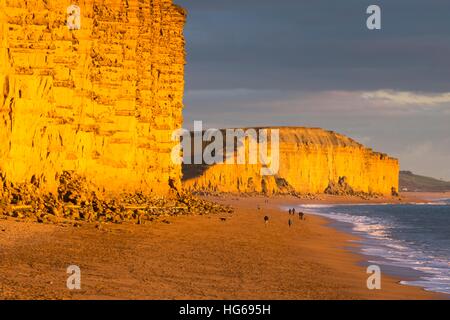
[290,198,450,295]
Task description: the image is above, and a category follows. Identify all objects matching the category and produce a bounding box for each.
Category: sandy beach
[0,193,446,300]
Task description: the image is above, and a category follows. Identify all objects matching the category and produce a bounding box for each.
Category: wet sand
[0,194,446,300]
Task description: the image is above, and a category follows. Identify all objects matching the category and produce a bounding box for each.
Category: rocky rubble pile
[0,171,233,225]
[324,176,355,196]
[324,176,381,199]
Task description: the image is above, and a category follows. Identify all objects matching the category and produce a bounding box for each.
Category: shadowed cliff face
[0,0,186,196]
[183,127,399,196]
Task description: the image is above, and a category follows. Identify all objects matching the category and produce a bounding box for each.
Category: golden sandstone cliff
[1,1,399,201]
[183,127,400,196]
[0,0,186,196]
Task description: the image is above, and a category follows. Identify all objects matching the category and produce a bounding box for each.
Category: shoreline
[0,193,447,299]
[208,193,449,299]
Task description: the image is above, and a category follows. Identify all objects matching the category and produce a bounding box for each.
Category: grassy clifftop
[400,171,450,192]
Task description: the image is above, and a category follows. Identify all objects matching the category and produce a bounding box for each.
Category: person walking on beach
[292,208,296,215]
[264,216,269,225]
[288,219,293,227]
[288,209,292,215]
[299,212,304,220]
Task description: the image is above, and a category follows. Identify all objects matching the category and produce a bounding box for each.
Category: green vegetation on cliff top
[400,171,450,192]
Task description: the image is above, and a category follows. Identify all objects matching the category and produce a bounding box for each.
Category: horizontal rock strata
[183,127,399,196]
[1,0,186,196]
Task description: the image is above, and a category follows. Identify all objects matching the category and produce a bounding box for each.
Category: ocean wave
[292,204,336,209]
[401,279,450,294]
[293,202,450,209]
[292,204,450,295]
[410,202,449,206]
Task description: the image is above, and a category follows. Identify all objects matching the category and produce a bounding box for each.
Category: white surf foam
[291,204,450,295]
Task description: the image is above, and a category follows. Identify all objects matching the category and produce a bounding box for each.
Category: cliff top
[199,126,397,162]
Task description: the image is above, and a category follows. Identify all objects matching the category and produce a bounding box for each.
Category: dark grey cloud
[179,0,450,92]
[176,0,450,179]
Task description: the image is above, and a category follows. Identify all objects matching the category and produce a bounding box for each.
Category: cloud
[178,0,450,180]
[396,140,450,180]
[181,0,450,93]
[184,89,450,125]
[361,90,450,106]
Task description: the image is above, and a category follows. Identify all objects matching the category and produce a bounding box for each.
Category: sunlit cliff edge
[183,127,399,196]
[0,0,186,196]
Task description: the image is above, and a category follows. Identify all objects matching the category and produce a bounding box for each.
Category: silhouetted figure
[299,212,304,220]
[288,219,293,227]
[288,209,292,215]
[292,208,296,215]
[168,177,181,197]
[264,216,269,225]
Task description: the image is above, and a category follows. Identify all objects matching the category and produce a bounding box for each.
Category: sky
[176,0,450,180]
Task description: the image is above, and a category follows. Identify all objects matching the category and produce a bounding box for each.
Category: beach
[0,193,446,300]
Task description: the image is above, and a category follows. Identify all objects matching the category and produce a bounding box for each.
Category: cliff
[0,0,186,196]
[183,127,399,196]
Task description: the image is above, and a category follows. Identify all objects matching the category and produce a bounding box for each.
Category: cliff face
[0,0,186,195]
[183,127,399,196]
